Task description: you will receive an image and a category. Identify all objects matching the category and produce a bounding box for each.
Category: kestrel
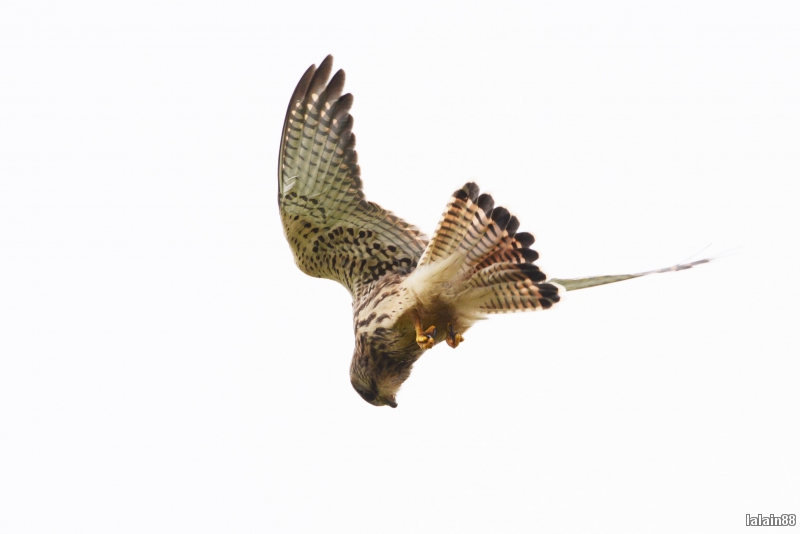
[278,56,709,408]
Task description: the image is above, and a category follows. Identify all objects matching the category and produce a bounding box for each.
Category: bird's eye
[353,381,378,403]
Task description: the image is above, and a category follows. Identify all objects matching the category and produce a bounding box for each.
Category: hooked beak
[384,398,398,408]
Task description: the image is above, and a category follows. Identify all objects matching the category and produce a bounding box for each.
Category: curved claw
[446,323,464,349]
[413,315,437,350]
[416,334,435,350]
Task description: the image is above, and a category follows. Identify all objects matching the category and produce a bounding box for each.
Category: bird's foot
[413,313,437,350]
[446,323,464,349]
[416,325,436,350]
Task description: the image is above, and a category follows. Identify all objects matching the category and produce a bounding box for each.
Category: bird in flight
[278,56,709,408]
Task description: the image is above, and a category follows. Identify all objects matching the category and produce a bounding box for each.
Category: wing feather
[279,56,428,299]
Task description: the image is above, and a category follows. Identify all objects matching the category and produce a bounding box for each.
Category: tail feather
[473,226,539,270]
[417,182,482,266]
[462,264,561,313]
[418,183,542,275]
[415,182,561,314]
[469,280,562,313]
[465,262,548,287]
[462,204,511,268]
[414,182,713,315]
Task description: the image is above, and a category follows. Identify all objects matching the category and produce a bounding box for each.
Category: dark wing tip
[284,56,337,123]
[318,54,334,79]
[308,56,334,97]
[326,69,346,101]
[335,93,354,115]
[288,64,316,110]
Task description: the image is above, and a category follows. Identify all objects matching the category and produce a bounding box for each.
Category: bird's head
[349,349,414,408]
[350,376,398,408]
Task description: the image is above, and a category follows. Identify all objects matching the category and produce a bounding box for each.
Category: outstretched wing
[278,56,428,299]
[549,258,712,291]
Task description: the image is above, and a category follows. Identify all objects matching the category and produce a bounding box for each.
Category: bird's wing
[278,56,428,299]
[549,258,711,291]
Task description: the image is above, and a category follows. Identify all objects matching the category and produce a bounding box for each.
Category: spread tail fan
[413,182,561,313]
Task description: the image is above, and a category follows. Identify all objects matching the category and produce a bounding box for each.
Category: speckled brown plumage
[278,56,712,408]
[278,55,426,299]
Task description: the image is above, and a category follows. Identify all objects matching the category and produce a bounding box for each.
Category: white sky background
[1,1,798,532]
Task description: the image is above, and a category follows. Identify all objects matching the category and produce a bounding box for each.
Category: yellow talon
[416,334,435,350]
[413,314,437,351]
[446,324,464,349]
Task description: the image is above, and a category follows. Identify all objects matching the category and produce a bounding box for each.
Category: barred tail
[461,264,562,313]
[415,182,561,313]
[414,182,713,313]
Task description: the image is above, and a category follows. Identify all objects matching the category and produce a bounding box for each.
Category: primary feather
[278,56,711,408]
